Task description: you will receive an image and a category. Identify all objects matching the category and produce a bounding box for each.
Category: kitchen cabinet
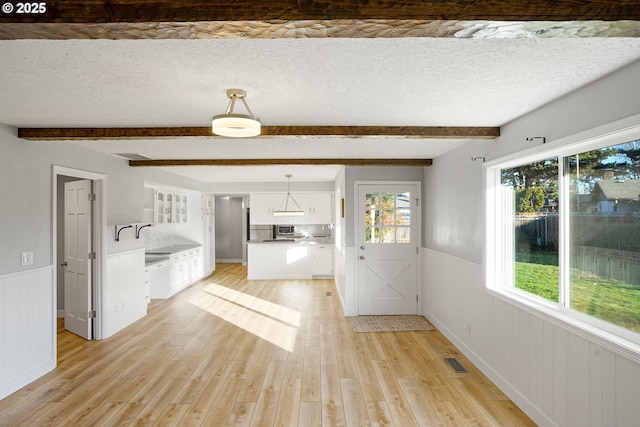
[312,245,334,277]
[201,194,215,214]
[250,193,286,224]
[248,242,312,279]
[174,194,188,223]
[308,192,333,224]
[250,191,334,225]
[188,248,203,282]
[145,186,189,225]
[147,246,203,299]
[170,251,189,291]
[248,242,333,280]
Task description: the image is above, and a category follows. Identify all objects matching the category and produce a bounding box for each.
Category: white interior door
[63,179,93,339]
[357,183,420,315]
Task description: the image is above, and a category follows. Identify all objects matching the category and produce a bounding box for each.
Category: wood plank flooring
[0,263,535,426]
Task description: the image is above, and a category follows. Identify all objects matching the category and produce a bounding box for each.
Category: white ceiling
[2,37,640,182]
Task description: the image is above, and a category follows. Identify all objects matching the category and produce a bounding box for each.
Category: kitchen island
[247,239,334,280]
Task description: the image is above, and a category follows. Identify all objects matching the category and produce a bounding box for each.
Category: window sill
[485,287,640,365]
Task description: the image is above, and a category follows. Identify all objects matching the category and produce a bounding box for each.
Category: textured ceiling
[2,37,640,182]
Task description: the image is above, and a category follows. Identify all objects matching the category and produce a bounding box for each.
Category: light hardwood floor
[0,263,535,426]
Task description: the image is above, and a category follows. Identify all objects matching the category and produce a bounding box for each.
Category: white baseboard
[425,313,556,427]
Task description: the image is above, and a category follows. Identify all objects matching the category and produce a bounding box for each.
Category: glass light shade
[211,114,261,138]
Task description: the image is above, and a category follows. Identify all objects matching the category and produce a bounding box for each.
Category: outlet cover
[21,251,33,266]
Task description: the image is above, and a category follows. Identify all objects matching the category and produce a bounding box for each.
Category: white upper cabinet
[201,194,215,214]
[250,191,334,225]
[310,192,333,224]
[145,186,189,225]
[250,193,286,224]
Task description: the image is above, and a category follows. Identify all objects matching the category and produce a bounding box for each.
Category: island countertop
[247,239,333,245]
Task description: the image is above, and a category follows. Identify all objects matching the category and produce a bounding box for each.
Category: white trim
[486,112,640,168]
[0,264,53,279]
[425,310,558,427]
[52,166,107,341]
[484,116,640,362]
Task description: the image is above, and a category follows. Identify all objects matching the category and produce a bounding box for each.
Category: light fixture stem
[240,97,256,118]
[225,96,237,115]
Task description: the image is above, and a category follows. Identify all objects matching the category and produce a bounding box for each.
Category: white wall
[0,267,54,400]
[104,249,147,339]
[423,58,640,426]
[333,167,347,312]
[0,127,206,399]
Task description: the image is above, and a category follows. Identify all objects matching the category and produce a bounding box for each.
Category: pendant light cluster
[211,89,261,138]
[274,174,305,217]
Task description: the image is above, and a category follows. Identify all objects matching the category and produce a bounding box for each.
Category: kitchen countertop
[248,239,334,245]
[145,243,202,255]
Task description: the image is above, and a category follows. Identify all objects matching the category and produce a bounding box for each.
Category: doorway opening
[53,166,106,344]
[214,195,248,264]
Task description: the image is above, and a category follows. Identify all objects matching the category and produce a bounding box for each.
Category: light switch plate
[21,251,33,266]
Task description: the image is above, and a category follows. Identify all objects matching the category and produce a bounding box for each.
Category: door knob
[360,245,365,250]
[60,261,67,267]
[359,255,365,260]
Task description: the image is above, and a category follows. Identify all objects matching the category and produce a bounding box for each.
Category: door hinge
[88,252,96,260]
[416,247,419,255]
[416,294,419,303]
[416,198,420,207]
[88,310,96,318]
[88,193,96,202]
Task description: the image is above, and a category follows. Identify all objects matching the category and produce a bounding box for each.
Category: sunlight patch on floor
[187,282,301,352]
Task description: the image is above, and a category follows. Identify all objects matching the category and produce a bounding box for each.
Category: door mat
[348,315,435,333]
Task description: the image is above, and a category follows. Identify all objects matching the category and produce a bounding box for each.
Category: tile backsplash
[142,224,176,250]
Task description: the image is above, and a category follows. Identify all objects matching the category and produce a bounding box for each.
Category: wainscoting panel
[422,248,640,427]
[0,267,55,400]
[104,249,146,339]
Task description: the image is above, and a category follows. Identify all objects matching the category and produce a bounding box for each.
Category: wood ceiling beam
[17,126,499,140]
[1,0,639,24]
[128,159,433,167]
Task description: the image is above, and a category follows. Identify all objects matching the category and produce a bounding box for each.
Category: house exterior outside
[2,48,640,427]
[592,179,640,214]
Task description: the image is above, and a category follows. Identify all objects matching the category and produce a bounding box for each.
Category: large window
[490,137,640,341]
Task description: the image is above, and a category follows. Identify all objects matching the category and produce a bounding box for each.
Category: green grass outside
[515,260,640,333]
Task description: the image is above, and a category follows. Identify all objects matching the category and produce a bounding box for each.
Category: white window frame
[485,113,640,362]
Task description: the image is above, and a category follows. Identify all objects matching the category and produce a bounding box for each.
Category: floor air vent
[444,357,468,373]
[325,291,332,296]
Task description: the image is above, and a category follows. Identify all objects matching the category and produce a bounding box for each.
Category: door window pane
[501,158,559,302]
[396,193,411,208]
[396,209,410,226]
[567,141,640,332]
[363,191,412,244]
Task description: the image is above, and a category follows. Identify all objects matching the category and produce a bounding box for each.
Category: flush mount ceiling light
[211,89,261,138]
[274,174,305,217]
